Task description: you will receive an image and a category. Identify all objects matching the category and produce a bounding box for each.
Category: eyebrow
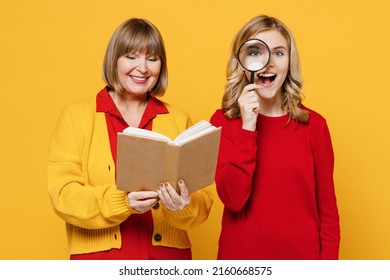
[271,46,288,51]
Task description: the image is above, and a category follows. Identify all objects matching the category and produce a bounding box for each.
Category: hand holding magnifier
[237,39,271,84]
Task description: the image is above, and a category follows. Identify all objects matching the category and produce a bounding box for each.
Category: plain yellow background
[1,0,389,260]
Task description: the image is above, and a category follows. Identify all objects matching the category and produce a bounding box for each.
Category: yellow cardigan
[47,95,213,255]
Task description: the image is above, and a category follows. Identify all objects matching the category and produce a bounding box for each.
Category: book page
[122,127,173,143]
[173,120,216,145]
[121,120,218,146]
[174,126,217,145]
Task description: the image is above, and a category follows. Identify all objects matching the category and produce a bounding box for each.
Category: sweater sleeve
[47,102,136,230]
[310,116,340,259]
[161,188,213,230]
[210,110,258,212]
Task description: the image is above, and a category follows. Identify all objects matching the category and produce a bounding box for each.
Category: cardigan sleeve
[310,115,340,259]
[161,188,213,230]
[47,101,136,230]
[210,110,258,212]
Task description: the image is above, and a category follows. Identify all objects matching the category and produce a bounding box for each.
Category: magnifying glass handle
[250,71,255,84]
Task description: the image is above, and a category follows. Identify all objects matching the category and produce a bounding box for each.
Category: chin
[259,91,277,100]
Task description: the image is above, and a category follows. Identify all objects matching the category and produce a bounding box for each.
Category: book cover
[116,121,221,193]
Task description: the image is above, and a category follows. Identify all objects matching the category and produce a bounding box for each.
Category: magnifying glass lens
[238,39,270,72]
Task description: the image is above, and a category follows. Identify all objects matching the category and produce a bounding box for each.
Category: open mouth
[257,73,276,86]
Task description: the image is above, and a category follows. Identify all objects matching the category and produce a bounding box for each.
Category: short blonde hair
[222,15,309,122]
[103,18,168,97]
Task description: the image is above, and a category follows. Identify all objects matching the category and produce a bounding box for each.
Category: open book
[116,120,221,193]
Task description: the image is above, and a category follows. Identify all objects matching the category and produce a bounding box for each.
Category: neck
[109,90,149,127]
[258,95,286,117]
[110,90,148,104]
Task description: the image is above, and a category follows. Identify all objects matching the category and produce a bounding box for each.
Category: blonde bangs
[117,30,165,58]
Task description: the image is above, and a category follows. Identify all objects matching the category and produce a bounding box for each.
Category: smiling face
[117,52,161,97]
[247,29,290,102]
[103,18,168,98]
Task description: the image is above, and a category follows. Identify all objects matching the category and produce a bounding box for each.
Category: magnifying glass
[237,39,271,84]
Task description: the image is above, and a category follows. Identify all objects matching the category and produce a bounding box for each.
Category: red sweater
[210,107,340,260]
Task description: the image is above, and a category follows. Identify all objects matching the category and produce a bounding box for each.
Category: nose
[266,56,274,68]
[136,58,148,72]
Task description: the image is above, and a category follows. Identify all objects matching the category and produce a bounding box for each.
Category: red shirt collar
[96,87,169,128]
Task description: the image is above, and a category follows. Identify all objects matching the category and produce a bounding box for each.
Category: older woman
[48,18,213,260]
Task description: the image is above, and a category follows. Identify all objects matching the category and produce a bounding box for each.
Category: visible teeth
[259,73,276,77]
[132,76,148,81]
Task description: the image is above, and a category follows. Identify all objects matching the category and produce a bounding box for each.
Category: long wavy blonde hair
[222,15,309,123]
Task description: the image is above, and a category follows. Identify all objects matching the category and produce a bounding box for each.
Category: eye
[125,54,136,60]
[146,56,160,62]
[249,50,261,57]
[274,50,285,57]
[246,46,264,57]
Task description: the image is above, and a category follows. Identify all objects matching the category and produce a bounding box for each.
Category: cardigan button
[152,202,160,210]
[154,233,162,242]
